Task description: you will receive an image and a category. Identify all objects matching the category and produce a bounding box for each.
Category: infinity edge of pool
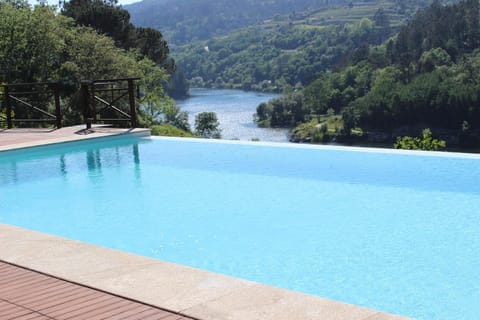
[151,135,480,159]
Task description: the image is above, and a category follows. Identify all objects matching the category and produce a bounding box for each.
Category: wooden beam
[128,79,137,128]
[4,85,12,129]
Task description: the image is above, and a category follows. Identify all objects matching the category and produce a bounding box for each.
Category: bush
[394,128,446,151]
[290,120,330,143]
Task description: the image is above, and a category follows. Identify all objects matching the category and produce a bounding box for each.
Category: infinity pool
[1,136,479,319]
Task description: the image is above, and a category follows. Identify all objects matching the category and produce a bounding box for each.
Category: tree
[61,0,171,66]
[133,27,171,66]
[160,101,191,132]
[61,0,133,47]
[0,0,29,9]
[255,102,273,127]
[166,67,190,98]
[0,3,67,83]
[373,7,390,29]
[195,112,221,138]
[135,58,185,128]
[341,107,357,136]
[60,29,138,83]
[418,47,452,72]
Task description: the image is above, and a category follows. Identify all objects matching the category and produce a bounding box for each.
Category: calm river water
[176,88,289,142]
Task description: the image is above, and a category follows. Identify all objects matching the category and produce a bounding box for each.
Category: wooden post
[4,85,12,129]
[127,78,137,128]
[90,82,97,123]
[52,82,62,128]
[81,82,91,129]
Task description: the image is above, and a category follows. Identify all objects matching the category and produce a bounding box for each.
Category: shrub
[394,128,446,151]
[150,124,195,137]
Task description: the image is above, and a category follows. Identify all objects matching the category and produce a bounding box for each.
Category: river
[175,88,289,142]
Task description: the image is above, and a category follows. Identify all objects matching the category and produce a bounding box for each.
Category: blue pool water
[1,136,480,319]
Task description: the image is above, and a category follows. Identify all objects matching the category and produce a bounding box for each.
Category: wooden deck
[0,261,195,320]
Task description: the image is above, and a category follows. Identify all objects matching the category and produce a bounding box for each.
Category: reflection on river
[176,88,289,142]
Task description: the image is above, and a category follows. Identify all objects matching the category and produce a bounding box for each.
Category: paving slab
[181,283,380,320]
[0,125,150,151]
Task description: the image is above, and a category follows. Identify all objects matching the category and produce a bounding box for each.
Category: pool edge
[0,223,410,320]
[0,127,151,153]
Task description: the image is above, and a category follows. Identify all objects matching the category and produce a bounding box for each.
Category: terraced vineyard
[259,0,460,30]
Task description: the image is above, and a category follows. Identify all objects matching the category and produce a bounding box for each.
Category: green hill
[174,21,387,92]
[171,0,451,92]
[126,0,347,45]
[125,0,445,45]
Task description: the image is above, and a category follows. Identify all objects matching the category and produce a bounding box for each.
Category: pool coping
[0,126,151,153]
[0,132,411,320]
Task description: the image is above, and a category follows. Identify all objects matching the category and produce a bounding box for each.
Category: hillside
[125,0,438,45]
[125,0,344,45]
[171,0,452,92]
[174,21,390,92]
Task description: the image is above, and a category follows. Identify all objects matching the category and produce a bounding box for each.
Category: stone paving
[0,125,150,151]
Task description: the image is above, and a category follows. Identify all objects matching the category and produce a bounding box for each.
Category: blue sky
[27,0,141,7]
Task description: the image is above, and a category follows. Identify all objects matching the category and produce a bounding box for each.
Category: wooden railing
[0,78,140,129]
[0,82,62,129]
[81,78,140,128]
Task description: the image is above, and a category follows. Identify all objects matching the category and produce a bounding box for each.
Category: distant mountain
[124,0,348,45]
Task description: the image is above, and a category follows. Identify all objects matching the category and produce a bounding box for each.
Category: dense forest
[255,0,480,148]
[175,18,392,92]
[171,0,454,92]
